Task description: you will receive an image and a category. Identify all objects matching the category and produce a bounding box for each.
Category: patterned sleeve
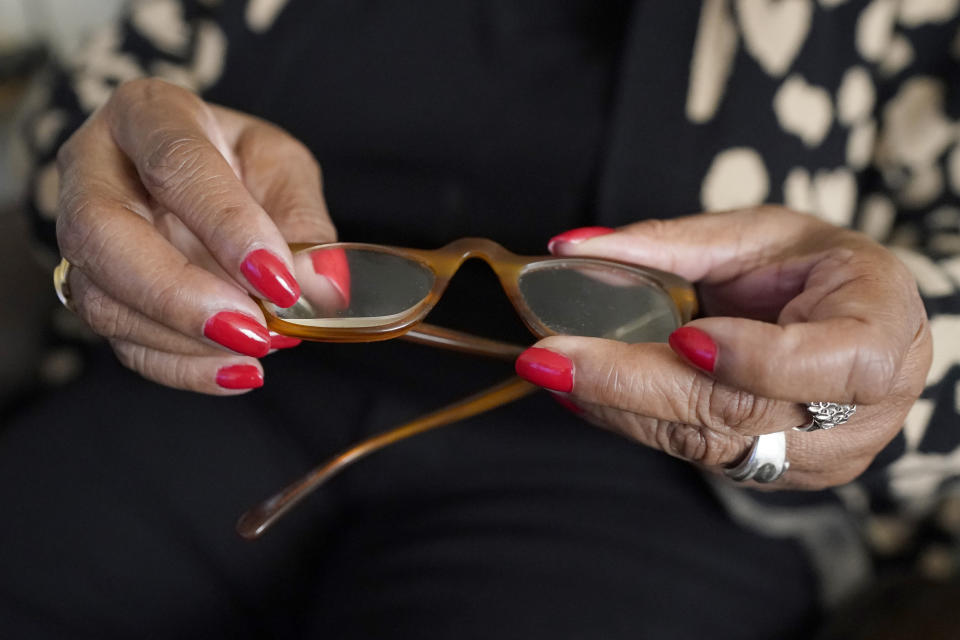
[674,1,960,600]
[847,10,960,521]
[18,0,231,264]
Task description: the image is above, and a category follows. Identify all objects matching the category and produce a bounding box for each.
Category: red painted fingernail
[669,326,717,373]
[203,311,270,357]
[241,249,301,308]
[515,347,574,392]
[269,332,302,350]
[216,364,264,390]
[311,247,351,307]
[547,226,615,253]
[552,394,584,415]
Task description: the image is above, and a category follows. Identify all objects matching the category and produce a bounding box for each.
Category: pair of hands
[56,80,932,489]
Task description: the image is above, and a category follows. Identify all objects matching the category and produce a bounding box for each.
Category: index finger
[515,337,807,438]
[104,79,300,307]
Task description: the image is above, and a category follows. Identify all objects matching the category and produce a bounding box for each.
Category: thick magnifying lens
[517,260,680,343]
[271,246,436,328]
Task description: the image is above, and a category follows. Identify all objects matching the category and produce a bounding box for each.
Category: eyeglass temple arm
[401,323,526,360]
[236,375,537,540]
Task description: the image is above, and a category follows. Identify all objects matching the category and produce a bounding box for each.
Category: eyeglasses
[236,238,697,539]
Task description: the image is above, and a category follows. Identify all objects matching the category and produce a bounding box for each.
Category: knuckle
[592,355,633,410]
[710,383,781,432]
[55,195,112,265]
[655,421,742,467]
[140,130,208,194]
[86,295,137,341]
[657,421,708,462]
[200,202,252,251]
[112,77,192,111]
[687,375,728,430]
[111,340,195,391]
[76,284,114,333]
[846,342,900,403]
[167,355,195,390]
[139,274,189,328]
[110,339,142,373]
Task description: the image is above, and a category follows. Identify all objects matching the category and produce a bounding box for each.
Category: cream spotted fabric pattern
[684,0,960,588]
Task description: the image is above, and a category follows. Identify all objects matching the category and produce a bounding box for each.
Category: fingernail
[547,226,615,254]
[552,394,584,415]
[669,326,717,373]
[515,347,574,392]
[241,249,301,308]
[204,311,271,357]
[216,364,264,390]
[269,332,302,350]
[311,247,351,307]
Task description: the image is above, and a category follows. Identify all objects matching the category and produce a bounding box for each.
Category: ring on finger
[53,257,75,312]
[723,401,859,484]
[795,402,857,432]
[724,431,789,483]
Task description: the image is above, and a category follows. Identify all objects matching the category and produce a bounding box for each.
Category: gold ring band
[53,257,74,311]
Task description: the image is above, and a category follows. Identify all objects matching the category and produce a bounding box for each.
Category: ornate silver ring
[796,402,857,432]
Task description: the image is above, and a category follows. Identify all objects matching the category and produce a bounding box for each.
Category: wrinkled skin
[56,79,335,394]
[56,81,932,490]
[538,208,932,490]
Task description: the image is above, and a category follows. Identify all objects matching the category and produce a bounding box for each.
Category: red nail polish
[669,326,717,373]
[204,311,271,357]
[311,247,351,307]
[515,347,574,393]
[216,364,264,390]
[269,332,302,350]
[553,394,584,415]
[241,249,301,308]
[547,226,615,254]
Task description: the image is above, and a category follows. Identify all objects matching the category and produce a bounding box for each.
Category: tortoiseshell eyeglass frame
[237,238,697,540]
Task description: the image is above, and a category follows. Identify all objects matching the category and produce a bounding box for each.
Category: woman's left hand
[516,207,933,489]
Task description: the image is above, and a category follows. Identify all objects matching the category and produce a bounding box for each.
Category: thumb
[547,208,821,283]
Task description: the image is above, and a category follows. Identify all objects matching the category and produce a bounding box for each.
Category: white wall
[1,0,127,202]
[0,0,125,56]
[0,0,30,50]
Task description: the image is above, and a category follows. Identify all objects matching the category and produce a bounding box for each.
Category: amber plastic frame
[236,238,697,540]
[263,237,697,345]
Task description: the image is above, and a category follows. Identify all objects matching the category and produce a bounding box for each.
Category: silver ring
[795,402,857,432]
[724,431,789,483]
[53,258,74,312]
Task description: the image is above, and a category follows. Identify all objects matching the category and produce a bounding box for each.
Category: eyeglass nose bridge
[416,235,534,289]
[409,237,551,338]
[432,237,526,265]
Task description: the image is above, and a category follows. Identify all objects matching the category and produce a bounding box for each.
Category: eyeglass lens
[272,247,436,327]
[269,246,680,341]
[518,262,679,343]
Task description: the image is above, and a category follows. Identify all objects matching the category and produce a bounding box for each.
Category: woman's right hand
[55,78,337,394]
